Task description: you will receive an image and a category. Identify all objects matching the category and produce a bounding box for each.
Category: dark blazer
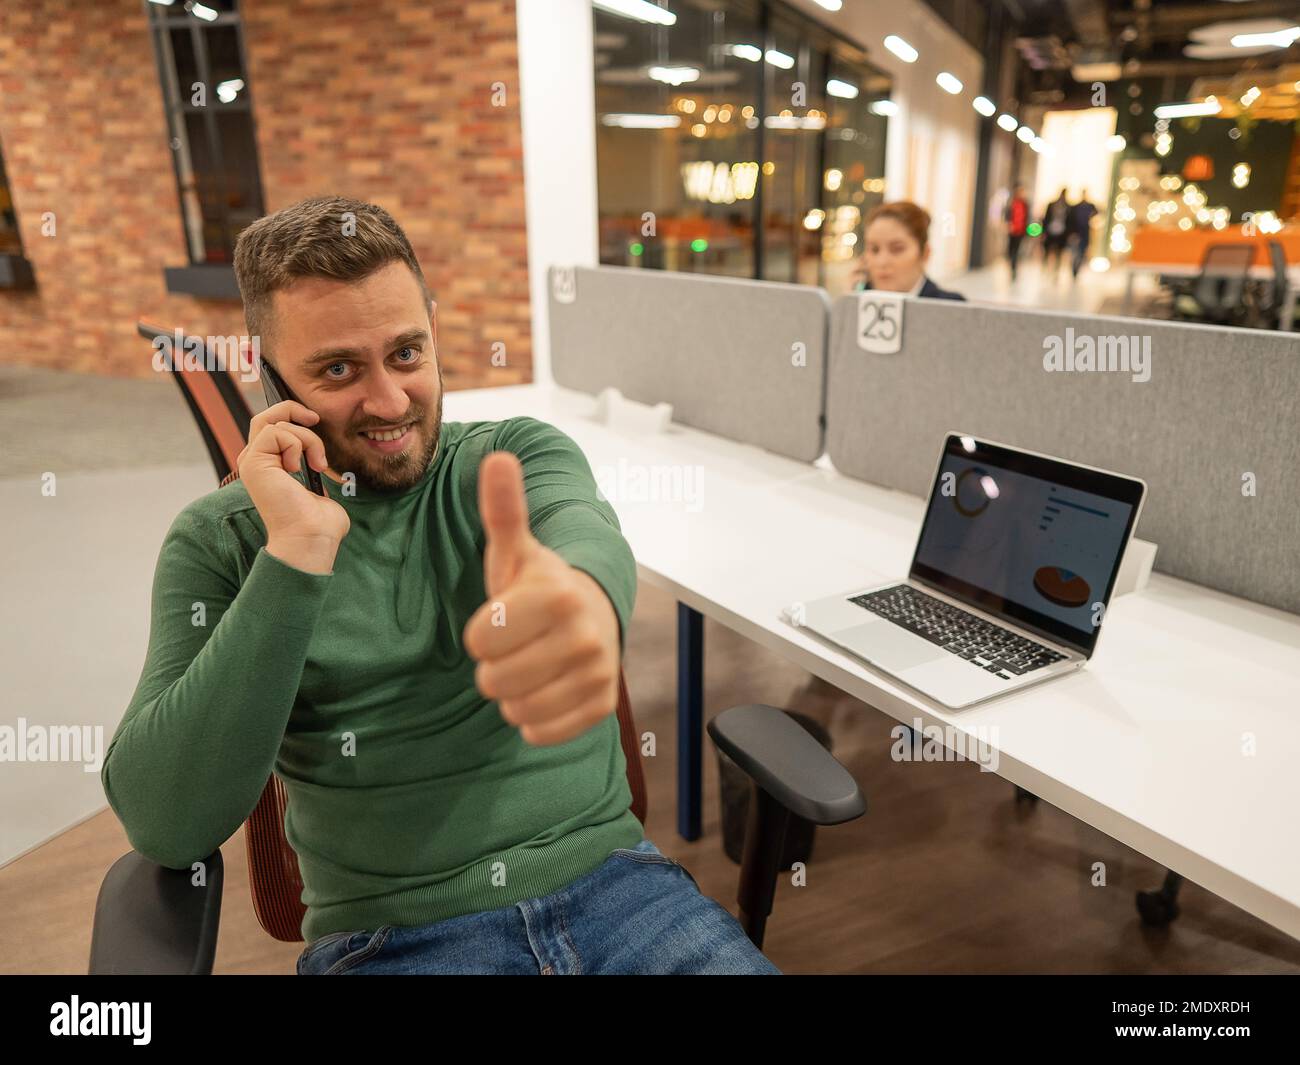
[918,277,966,301]
[857,277,966,301]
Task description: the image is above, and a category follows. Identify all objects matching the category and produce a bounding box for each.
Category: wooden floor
[3,578,1298,975]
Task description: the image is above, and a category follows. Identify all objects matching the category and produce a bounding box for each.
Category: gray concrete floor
[943,256,1166,316]
[0,364,218,864]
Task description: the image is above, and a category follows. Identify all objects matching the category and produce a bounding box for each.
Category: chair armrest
[707,704,866,825]
[88,849,223,974]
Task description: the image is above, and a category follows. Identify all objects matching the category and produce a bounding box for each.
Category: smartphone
[259,358,327,495]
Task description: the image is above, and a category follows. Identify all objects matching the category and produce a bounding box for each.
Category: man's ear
[429,298,438,349]
[921,243,932,266]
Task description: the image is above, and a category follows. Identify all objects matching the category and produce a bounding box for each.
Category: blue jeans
[296,838,781,974]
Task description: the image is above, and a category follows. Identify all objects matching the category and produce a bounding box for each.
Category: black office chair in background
[1252,240,1291,330]
[1169,242,1255,327]
[88,323,868,974]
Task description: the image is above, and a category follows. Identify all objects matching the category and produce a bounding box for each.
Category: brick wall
[0,0,531,387]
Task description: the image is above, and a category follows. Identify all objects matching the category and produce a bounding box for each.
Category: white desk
[444,382,1300,941]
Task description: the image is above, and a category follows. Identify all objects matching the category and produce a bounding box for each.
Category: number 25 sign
[855,292,905,354]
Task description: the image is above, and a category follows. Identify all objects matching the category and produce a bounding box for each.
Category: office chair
[1254,240,1290,330]
[137,322,252,479]
[88,323,867,974]
[1169,243,1254,327]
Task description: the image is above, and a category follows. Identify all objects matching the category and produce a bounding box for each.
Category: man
[1004,185,1030,280]
[1041,188,1070,276]
[1067,194,1099,279]
[103,195,779,976]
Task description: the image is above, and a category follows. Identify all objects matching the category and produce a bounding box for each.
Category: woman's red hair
[865,201,931,250]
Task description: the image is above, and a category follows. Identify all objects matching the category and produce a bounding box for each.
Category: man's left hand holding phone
[237,353,350,576]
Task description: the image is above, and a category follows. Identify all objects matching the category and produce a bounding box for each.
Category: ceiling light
[936,72,963,94]
[648,66,699,86]
[883,35,918,63]
[827,79,859,99]
[1230,26,1300,49]
[1016,125,1034,142]
[996,113,1017,131]
[1073,59,1122,81]
[972,96,996,116]
[724,44,762,62]
[870,100,899,117]
[1106,134,1126,152]
[765,114,826,129]
[1153,99,1221,119]
[764,49,795,69]
[601,113,683,128]
[592,0,677,26]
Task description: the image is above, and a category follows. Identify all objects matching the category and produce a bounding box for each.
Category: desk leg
[1122,268,1135,316]
[677,603,703,842]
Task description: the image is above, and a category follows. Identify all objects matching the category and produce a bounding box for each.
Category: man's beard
[321,384,444,495]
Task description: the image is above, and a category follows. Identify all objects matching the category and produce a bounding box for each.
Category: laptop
[794,433,1147,710]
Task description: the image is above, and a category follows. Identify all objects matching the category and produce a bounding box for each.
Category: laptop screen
[909,435,1146,656]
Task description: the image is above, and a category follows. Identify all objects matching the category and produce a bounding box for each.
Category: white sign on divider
[552,266,577,304]
[855,290,905,355]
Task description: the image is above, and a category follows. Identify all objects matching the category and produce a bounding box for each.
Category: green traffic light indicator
[1026,222,1043,237]
[690,238,709,252]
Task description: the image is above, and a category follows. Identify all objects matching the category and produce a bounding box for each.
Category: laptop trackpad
[834,619,947,671]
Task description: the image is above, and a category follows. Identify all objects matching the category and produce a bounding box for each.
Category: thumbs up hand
[463,450,622,746]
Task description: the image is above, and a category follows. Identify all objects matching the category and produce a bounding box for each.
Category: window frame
[143,0,266,273]
[0,135,35,290]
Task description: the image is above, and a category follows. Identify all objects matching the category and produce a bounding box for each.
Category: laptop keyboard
[849,585,1068,680]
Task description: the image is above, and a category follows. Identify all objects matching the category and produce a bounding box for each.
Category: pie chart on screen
[1033,565,1091,608]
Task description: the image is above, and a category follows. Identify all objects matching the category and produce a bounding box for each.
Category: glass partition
[593,0,890,292]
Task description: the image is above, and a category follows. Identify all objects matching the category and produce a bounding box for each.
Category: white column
[515,0,600,385]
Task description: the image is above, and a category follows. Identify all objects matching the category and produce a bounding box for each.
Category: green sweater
[103,416,644,943]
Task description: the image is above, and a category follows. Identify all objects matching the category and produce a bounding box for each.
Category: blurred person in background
[1068,194,1099,279]
[1004,185,1030,281]
[1041,189,1071,275]
[850,201,965,300]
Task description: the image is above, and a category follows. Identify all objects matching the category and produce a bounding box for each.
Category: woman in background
[851,201,965,300]
[800,202,963,731]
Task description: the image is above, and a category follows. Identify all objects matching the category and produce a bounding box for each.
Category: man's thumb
[480,450,532,597]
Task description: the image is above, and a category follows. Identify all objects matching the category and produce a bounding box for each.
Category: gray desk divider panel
[548,265,828,462]
[826,297,1300,615]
